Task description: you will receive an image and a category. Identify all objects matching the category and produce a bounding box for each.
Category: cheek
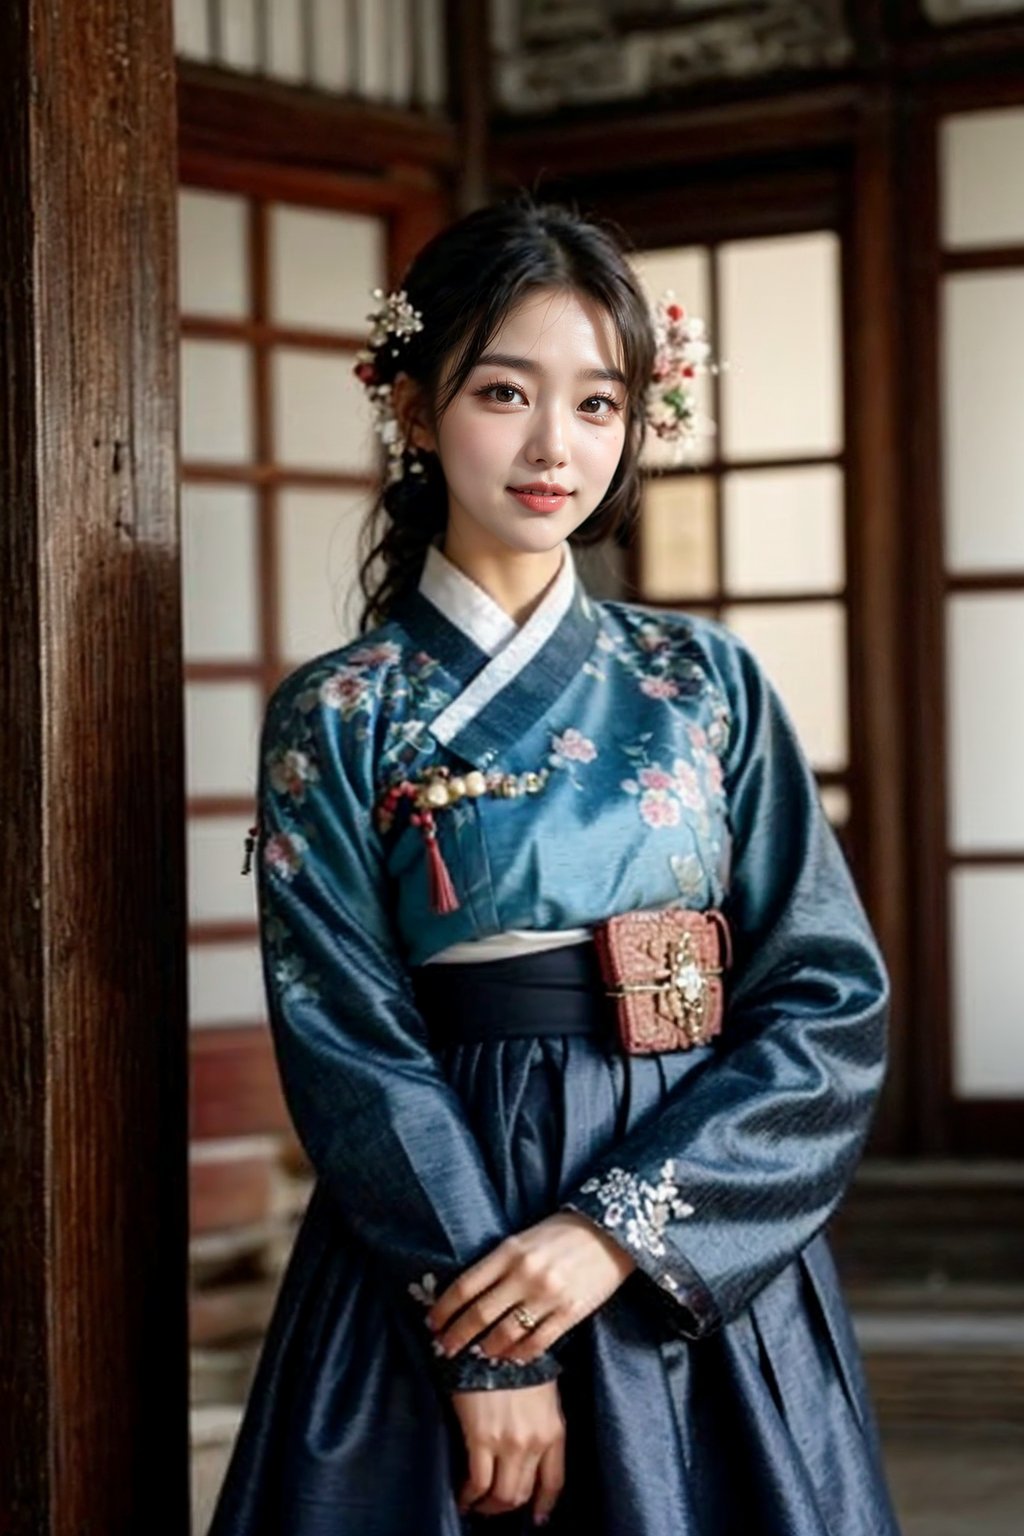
[585,421,627,476]
[438,409,511,477]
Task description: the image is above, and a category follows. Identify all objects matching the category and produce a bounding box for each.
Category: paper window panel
[181,340,254,464]
[309,0,398,99]
[950,867,1024,1096]
[638,475,717,600]
[173,0,210,57]
[629,245,710,318]
[723,465,844,595]
[273,348,377,473]
[310,0,351,91]
[820,784,851,827]
[946,594,1024,851]
[188,818,260,925]
[221,0,258,71]
[942,271,1024,573]
[719,233,842,462]
[269,206,385,331]
[358,0,392,101]
[941,108,1024,250]
[388,0,415,104]
[278,488,370,663]
[178,191,250,320]
[722,600,848,773]
[182,486,259,662]
[418,0,447,108]
[189,942,266,1028]
[185,682,263,798]
[269,0,304,81]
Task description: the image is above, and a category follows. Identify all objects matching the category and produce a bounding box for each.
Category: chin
[496,520,574,554]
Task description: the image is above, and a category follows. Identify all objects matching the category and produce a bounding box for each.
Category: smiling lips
[509,483,572,497]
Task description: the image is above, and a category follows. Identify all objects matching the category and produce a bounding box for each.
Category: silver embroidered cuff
[561,1159,719,1340]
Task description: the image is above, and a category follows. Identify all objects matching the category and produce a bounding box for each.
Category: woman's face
[418,286,629,558]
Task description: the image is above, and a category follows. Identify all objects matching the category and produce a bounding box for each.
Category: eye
[473,378,527,407]
[581,393,622,417]
[473,379,624,419]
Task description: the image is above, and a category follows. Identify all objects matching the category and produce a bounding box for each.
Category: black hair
[355,190,656,632]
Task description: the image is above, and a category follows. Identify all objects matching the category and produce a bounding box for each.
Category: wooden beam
[178,58,458,178]
[0,3,188,1533]
[490,81,865,182]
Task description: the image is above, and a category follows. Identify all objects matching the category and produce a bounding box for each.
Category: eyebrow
[474,351,627,388]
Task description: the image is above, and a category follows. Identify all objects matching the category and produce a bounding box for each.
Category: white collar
[419,540,576,659]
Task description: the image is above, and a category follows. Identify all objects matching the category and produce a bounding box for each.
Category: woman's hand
[450,1380,565,1522]
[426,1210,636,1365]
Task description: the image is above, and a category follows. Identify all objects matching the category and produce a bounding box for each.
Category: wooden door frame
[1,2,188,1532]
[903,71,1024,1157]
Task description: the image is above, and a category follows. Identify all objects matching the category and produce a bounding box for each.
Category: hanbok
[207,539,902,1535]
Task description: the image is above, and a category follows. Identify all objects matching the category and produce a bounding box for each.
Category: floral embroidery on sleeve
[263,831,308,881]
[577,1160,695,1258]
[261,913,321,1005]
[267,748,320,803]
[258,631,451,1013]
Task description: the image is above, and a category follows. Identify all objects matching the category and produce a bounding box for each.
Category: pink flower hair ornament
[352,284,717,485]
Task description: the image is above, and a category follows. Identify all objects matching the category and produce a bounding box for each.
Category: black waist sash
[409,939,618,1045]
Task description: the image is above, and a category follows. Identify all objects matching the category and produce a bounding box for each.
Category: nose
[524,400,570,468]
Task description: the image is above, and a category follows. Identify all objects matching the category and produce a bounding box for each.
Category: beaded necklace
[375,763,552,914]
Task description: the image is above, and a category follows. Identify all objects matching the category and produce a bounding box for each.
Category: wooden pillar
[0,4,189,1534]
[447,0,493,213]
[845,88,913,1153]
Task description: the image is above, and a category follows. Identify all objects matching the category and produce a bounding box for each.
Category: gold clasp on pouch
[605,931,723,1044]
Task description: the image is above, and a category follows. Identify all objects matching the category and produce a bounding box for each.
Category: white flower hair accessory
[352,286,426,486]
[646,290,718,463]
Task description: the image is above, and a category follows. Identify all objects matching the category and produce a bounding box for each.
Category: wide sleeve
[255,671,562,1392]
[559,626,889,1341]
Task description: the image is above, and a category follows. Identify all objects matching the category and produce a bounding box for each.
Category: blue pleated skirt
[207,940,903,1536]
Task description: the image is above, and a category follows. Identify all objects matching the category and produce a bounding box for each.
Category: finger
[428,1238,521,1333]
[457,1445,494,1516]
[478,1304,574,1364]
[531,1436,566,1525]
[502,1308,573,1363]
[437,1276,547,1358]
[471,1304,560,1363]
[474,1451,541,1516]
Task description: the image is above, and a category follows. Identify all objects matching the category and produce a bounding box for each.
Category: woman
[207,193,902,1535]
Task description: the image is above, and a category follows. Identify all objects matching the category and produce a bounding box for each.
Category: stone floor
[191,1410,1024,1534]
[882,1425,1024,1536]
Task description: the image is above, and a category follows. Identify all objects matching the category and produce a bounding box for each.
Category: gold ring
[511,1304,538,1332]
